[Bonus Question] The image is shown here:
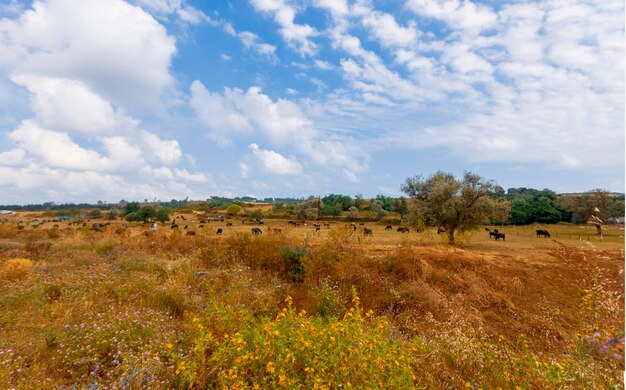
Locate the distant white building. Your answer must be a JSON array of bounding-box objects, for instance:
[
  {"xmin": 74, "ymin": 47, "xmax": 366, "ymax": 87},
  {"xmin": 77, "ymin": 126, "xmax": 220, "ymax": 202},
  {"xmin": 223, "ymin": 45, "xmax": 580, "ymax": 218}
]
[{"xmin": 0, "ymin": 210, "xmax": 15, "ymax": 215}]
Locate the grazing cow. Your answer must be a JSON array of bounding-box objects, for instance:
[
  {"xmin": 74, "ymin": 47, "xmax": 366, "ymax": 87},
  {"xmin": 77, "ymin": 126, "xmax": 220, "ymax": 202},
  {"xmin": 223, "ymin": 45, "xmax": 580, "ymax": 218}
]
[
  {"xmin": 399, "ymin": 227, "xmax": 409, "ymax": 233},
  {"xmin": 226, "ymin": 222, "xmax": 233, "ymax": 227},
  {"xmin": 186, "ymin": 231, "xmax": 196, "ymax": 236},
  {"xmin": 171, "ymin": 223, "xmax": 179, "ymax": 230},
  {"xmin": 363, "ymin": 227, "xmax": 373, "ymax": 236},
  {"xmin": 437, "ymin": 227, "xmax": 446, "ymax": 234},
  {"xmin": 251, "ymin": 227, "xmax": 262, "ymax": 235},
  {"xmin": 494, "ymin": 233, "xmax": 505, "ymax": 241},
  {"xmin": 216, "ymin": 228, "xmax": 223, "ymax": 235},
  {"xmin": 385, "ymin": 225, "xmax": 393, "ymax": 231},
  {"xmin": 199, "ymin": 224, "xmax": 204, "ymax": 228},
  {"xmin": 536, "ymin": 229, "xmax": 550, "ymax": 238},
  {"xmin": 489, "ymin": 231, "xmax": 498, "ymax": 239},
  {"xmin": 258, "ymin": 221, "xmax": 264, "ymax": 225}
]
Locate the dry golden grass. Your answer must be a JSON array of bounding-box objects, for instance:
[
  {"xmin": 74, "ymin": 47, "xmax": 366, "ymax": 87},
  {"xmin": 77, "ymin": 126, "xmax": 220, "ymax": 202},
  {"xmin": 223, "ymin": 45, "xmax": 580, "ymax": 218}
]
[{"xmin": 0, "ymin": 214, "xmax": 623, "ymax": 388}]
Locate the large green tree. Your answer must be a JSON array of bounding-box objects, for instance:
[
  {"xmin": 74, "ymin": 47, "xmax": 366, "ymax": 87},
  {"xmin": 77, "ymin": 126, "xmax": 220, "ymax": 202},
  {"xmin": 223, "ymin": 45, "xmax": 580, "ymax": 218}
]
[{"xmin": 401, "ymin": 171, "xmax": 497, "ymax": 244}]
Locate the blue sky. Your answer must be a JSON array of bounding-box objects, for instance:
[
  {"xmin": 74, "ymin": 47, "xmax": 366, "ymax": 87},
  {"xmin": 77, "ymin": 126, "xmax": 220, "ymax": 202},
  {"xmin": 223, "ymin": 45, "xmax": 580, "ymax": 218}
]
[{"xmin": 0, "ymin": 0, "xmax": 623, "ymax": 204}]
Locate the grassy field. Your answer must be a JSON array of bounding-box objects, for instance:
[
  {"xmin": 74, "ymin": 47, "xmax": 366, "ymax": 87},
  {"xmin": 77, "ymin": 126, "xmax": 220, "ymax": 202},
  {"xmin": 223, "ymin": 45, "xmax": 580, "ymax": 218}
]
[{"xmin": 0, "ymin": 212, "xmax": 623, "ymax": 389}]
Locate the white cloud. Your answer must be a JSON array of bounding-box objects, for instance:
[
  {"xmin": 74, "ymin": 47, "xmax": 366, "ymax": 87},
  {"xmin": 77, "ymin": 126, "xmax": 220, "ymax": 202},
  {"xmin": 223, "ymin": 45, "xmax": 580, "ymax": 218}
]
[
  {"xmin": 313, "ymin": 60, "xmax": 333, "ymax": 70},
  {"xmin": 249, "ymin": 143, "xmax": 302, "ymax": 175},
  {"xmin": 405, "ymin": 0, "xmax": 497, "ymax": 33},
  {"xmin": 313, "ymin": 0, "xmax": 348, "ymax": 16},
  {"xmin": 174, "ymin": 168, "xmax": 207, "ymax": 182},
  {"xmin": 0, "ymin": 148, "xmax": 26, "ymax": 167},
  {"xmin": 361, "ymin": 9, "xmax": 419, "ymax": 48},
  {"xmin": 141, "ymin": 131, "xmax": 182, "ymax": 166},
  {"xmin": 190, "ymin": 80, "xmax": 311, "ymax": 145},
  {"xmin": 0, "ymin": 0, "xmax": 176, "ymax": 110},
  {"xmin": 134, "ymin": 0, "xmax": 211, "ymax": 25},
  {"xmin": 9, "ymin": 120, "xmax": 110, "ymax": 171},
  {"xmin": 239, "ymin": 162, "xmax": 250, "ymax": 178},
  {"xmin": 0, "ymin": 0, "xmax": 209, "ymax": 204},
  {"xmin": 10, "ymin": 73, "xmax": 136, "ymax": 135},
  {"xmin": 236, "ymin": 31, "xmax": 277, "ymax": 56},
  {"xmin": 250, "ymin": 0, "xmax": 317, "ymax": 56}
]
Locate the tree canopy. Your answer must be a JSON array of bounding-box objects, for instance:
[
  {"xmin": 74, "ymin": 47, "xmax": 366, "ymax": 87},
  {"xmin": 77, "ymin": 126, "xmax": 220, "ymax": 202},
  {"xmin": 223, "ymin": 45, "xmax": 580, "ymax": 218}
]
[{"xmin": 401, "ymin": 171, "xmax": 498, "ymax": 243}]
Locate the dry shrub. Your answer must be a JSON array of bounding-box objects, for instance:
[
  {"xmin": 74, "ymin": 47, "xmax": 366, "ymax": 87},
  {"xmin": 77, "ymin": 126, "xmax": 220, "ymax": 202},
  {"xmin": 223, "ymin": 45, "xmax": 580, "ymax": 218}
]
[
  {"xmin": 0, "ymin": 223, "xmax": 18, "ymax": 238},
  {"xmin": 0, "ymin": 258, "xmax": 34, "ymax": 280},
  {"xmin": 46, "ymin": 228, "xmax": 61, "ymax": 239},
  {"xmin": 491, "ymin": 275, "xmax": 525, "ymax": 296},
  {"xmin": 398, "ymin": 280, "xmax": 447, "ymax": 317},
  {"xmin": 222, "ymin": 232, "xmax": 295, "ymax": 274},
  {"xmin": 25, "ymin": 241, "xmax": 52, "ymax": 257},
  {"xmin": 385, "ymin": 241, "xmax": 423, "ymax": 280},
  {"xmin": 115, "ymin": 257, "xmax": 169, "ymax": 280},
  {"xmin": 152, "ymin": 283, "xmax": 190, "ymax": 318}
]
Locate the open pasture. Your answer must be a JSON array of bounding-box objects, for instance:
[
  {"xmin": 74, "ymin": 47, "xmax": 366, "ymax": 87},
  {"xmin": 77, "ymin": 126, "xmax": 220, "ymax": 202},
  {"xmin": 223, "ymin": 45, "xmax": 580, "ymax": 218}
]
[{"xmin": 0, "ymin": 212, "xmax": 623, "ymax": 388}]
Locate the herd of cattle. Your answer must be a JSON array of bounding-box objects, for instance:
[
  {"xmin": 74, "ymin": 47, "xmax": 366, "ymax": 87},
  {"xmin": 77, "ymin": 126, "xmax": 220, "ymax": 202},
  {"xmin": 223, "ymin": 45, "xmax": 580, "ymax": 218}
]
[{"xmin": 2, "ymin": 215, "xmax": 552, "ymax": 242}]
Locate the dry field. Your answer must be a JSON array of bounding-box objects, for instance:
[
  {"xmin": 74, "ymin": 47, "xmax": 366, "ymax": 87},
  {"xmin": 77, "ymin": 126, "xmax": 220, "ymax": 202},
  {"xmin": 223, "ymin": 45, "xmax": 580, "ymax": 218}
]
[{"xmin": 0, "ymin": 211, "xmax": 624, "ymax": 389}]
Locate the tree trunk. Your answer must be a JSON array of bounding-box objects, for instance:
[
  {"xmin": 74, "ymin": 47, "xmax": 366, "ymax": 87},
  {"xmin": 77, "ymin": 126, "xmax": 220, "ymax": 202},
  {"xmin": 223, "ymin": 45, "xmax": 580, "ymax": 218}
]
[{"xmin": 448, "ymin": 228, "xmax": 455, "ymax": 244}]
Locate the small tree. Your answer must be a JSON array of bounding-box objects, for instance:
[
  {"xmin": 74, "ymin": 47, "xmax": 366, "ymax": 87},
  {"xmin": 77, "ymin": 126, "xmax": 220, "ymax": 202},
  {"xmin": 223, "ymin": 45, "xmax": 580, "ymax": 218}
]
[
  {"xmin": 347, "ymin": 206, "xmax": 360, "ymax": 220},
  {"xmin": 156, "ymin": 208, "xmax": 170, "ymax": 223},
  {"xmin": 123, "ymin": 201, "xmax": 140, "ymax": 216},
  {"xmin": 560, "ymin": 189, "xmax": 614, "ymax": 224},
  {"xmin": 89, "ymin": 209, "xmax": 103, "ymax": 219},
  {"xmin": 369, "ymin": 200, "xmax": 388, "ymax": 220},
  {"xmin": 248, "ymin": 209, "xmax": 264, "ymax": 220},
  {"xmin": 321, "ymin": 203, "xmax": 342, "ymax": 218},
  {"xmin": 295, "ymin": 197, "xmax": 319, "ymax": 220},
  {"xmin": 401, "ymin": 171, "xmax": 496, "ymax": 244},
  {"xmin": 226, "ymin": 203, "xmax": 243, "ymax": 216}
]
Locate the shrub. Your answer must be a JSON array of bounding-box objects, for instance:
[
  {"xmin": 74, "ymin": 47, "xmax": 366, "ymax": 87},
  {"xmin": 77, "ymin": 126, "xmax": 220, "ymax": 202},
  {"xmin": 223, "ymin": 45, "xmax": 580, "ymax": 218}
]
[
  {"xmin": 0, "ymin": 258, "xmax": 34, "ymax": 280},
  {"xmin": 178, "ymin": 294, "xmax": 415, "ymax": 388}
]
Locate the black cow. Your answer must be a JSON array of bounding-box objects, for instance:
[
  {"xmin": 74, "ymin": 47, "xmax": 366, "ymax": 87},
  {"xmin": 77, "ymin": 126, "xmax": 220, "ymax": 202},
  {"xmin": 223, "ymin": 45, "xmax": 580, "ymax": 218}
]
[
  {"xmin": 489, "ymin": 231, "xmax": 498, "ymax": 238},
  {"xmin": 397, "ymin": 227, "xmax": 409, "ymax": 233},
  {"xmin": 494, "ymin": 233, "xmax": 505, "ymax": 241},
  {"xmin": 171, "ymin": 223, "xmax": 178, "ymax": 229},
  {"xmin": 226, "ymin": 222, "xmax": 233, "ymax": 226},
  {"xmin": 251, "ymin": 227, "xmax": 262, "ymax": 235},
  {"xmin": 385, "ymin": 225, "xmax": 393, "ymax": 230},
  {"xmin": 363, "ymin": 228, "xmax": 373, "ymax": 236},
  {"xmin": 186, "ymin": 231, "xmax": 196, "ymax": 236},
  {"xmin": 536, "ymin": 229, "xmax": 550, "ymax": 238},
  {"xmin": 216, "ymin": 228, "xmax": 223, "ymax": 235}
]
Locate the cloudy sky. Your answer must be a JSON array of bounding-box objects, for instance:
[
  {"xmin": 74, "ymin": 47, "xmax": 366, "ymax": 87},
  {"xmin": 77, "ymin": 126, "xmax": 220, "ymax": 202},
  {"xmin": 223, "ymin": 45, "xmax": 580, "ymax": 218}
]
[{"xmin": 0, "ymin": 0, "xmax": 623, "ymax": 204}]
